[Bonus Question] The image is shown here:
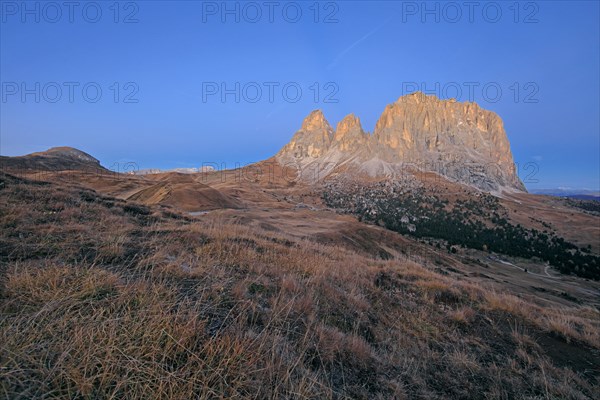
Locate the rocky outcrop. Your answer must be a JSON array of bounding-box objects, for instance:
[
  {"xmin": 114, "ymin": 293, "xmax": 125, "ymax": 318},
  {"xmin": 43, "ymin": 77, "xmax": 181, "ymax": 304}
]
[
  {"xmin": 277, "ymin": 110, "xmax": 334, "ymax": 159},
  {"xmin": 31, "ymin": 147, "xmax": 101, "ymax": 165},
  {"xmin": 276, "ymin": 92, "xmax": 525, "ymax": 192},
  {"xmin": 333, "ymin": 114, "xmax": 369, "ymax": 152}
]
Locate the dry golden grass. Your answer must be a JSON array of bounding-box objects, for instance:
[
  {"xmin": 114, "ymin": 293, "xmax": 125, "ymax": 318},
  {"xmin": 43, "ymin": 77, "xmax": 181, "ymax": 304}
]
[{"xmin": 1, "ymin": 172, "xmax": 598, "ymax": 399}]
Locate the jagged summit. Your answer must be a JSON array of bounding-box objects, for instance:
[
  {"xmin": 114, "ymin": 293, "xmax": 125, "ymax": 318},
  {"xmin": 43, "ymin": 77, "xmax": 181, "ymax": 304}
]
[
  {"xmin": 277, "ymin": 110, "xmax": 334, "ymax": 159},
  {"xmin": 300, "ymin": 109, "xmax": 332, "ymax": 132},
  {"xmin": 394, "ymin": 90, "xmax": 458, "ymax": 104},
  {"xmin": 276, "ymin": 93, "xmax": 525, "ymax": 192},
  {"xmin": 333, "ymin": 114, "xmax": 368, "ymax": 152}
]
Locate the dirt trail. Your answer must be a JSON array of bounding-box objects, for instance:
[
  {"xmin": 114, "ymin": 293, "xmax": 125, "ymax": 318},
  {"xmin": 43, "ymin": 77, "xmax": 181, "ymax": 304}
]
[{"xmin": 492, "ymin": 257, "xmax": 557, "ymax": 279}]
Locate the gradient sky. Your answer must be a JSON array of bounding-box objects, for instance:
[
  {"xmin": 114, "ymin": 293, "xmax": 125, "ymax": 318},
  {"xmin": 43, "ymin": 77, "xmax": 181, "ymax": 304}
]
[{"xmin": 1, "ymin": 0, "xmax": 599, "ymax": 190}]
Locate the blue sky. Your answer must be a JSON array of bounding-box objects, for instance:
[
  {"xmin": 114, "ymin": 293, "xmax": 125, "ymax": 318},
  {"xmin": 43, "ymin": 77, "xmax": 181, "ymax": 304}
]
[{"xmin": 1, "ymin": 0, "xmax": 599, "ymax": 190}]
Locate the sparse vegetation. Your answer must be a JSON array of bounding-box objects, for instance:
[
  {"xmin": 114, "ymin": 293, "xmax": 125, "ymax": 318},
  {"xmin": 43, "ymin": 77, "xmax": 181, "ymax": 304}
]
[
  {"xmin": 1, "ymin": 172, "xmax": 599, "ymax": 399},
  {"xmin": 563, "ymin": 198, "xmax": 600, "ymax": 214},
  {"xmin": 323, "ymin": 180, "xmax": 600, "ymax": 280}
]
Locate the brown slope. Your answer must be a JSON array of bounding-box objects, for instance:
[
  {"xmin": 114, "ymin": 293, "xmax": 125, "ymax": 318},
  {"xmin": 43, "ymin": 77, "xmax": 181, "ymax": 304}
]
[
  {"xmin": 126, "ymin": 172, "xmax": 241, "ymax": 211},
  {"xmin": 0, "ymin": 146, "xmax": 106, "ymax": 173}
]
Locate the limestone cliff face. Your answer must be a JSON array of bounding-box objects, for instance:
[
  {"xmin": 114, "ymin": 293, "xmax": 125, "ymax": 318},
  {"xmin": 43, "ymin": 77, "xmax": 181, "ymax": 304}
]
[
  {"xmin": 276, "ymin": 93, "xmax": 525, "ymax": 192},
  {"xmin": 277, "ymin": 110, "xmax": 333, "ymax": 159},
  {"xmin": 374, "ymin": 93, "xmax": 510, "ymax": 162},
  {"xmin": 333, "ymin": 114, "xmax": 369, "ymax": 152},
  {"xmin": 372, "ymin": 92, "xmax": 523, "ymax": 190}
]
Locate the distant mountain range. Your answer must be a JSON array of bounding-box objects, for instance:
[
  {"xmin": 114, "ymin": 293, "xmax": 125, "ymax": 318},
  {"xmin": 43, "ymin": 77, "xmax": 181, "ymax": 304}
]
[
  {"xmin": 4, "ymin": 93, "xmax": 595, "ymax": 200},
  {"xmin": 133, "ymin": 167, "xmax": 215, "ymax": 175},
  {"xmin": 530, "ymin": 189, "xmax": 600, "ymax": 201},
  {"xmin": 0, "ymin": 147, "xmax": 216, "ymax": 176}
]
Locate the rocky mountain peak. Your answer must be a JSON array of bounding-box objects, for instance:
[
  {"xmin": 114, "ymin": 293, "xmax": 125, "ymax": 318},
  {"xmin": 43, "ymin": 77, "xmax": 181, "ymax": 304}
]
[
  {"xmin": 301, "ymin": 109, "xmax": 332, "ymax": 133},
  {"xmin": 39, "ymin": 147, "xmax": 100, "ymax": 164},
  {"xmin": 396, "ymin": 91, "xmax": 433, "ymax": 104},
  {"xmin": 276, "ymin": 94, "xmax": 525, "ymax": 192},
  {"xmin": 1, "ymin": 146, "xmax": 105, "ymax": 172},
  {"xmin": 334, "ymin": 114, "xmax": 362, "ymax": 137},
  {"xmin": 277, "ymin": 110, "xmax": 334, "ymax": 159},
  {"xmin": 333, "ymin": 114, "xmax": 368, "ymax": 152}
]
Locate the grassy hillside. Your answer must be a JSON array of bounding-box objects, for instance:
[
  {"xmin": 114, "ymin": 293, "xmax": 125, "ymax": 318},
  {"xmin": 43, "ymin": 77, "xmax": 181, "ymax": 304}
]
[
  {"xmin": 1, "ymin": 172, "xmax": 598, "ymax": 399},
  {"xmin": 322, "ymin": 180, "xmax": 600, "ymax": 280}
]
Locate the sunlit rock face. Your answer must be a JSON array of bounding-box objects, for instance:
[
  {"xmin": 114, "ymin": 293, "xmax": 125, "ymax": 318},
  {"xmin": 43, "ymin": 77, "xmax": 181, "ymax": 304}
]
[
  {"xmin": 276, "ymin": 92, "xmax": 526, "ymax": 192},
  {"xmin": 277, "ymin": 110, "xmax": 334, "ymax": 159},
  {"xmin": 333, "ymin": 114, "xmax": 369, "ymax": 152}
]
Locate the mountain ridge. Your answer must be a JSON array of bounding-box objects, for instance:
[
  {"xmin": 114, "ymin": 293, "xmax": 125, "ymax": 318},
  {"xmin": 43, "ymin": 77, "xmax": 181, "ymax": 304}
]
[
  {"xmin": 276, "ymin": 92, "xmax": 526, "ymax": 193},
  {"xmin": 0, "ymin": 146, "xmax": 104, "ymax": 172}
]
